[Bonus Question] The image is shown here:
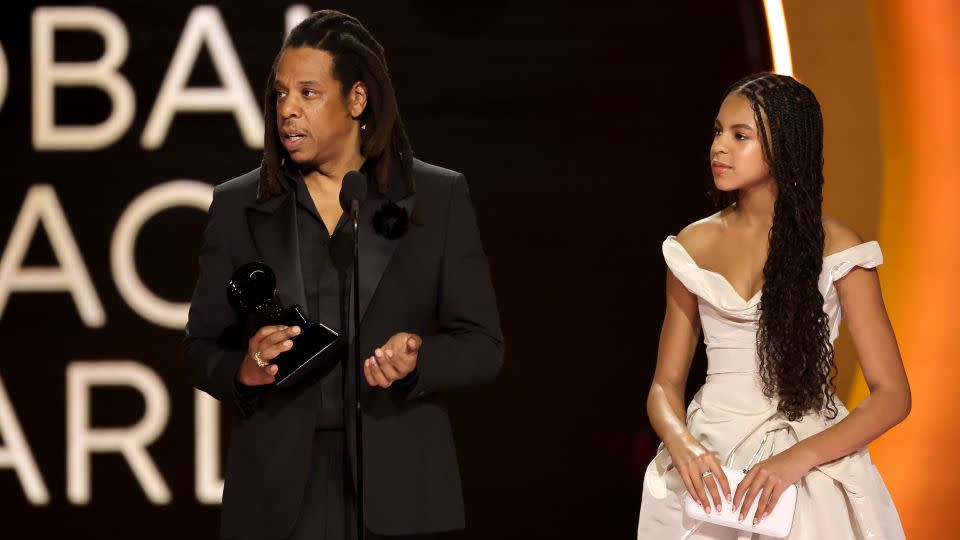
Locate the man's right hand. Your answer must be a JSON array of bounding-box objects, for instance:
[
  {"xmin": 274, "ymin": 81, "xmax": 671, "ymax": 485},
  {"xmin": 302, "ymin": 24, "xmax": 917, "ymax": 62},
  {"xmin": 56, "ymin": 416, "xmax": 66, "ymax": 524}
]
[{"xmin": 236, "ymin": 325, "xmax": 301, "ymax": 386}]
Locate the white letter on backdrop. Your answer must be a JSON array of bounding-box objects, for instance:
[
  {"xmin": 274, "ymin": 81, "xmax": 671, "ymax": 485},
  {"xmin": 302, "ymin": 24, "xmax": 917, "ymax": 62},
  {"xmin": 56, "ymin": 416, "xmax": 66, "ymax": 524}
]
[
  {"xmin": 195, "ymin": 389, "xmax": 223, "ymax": 504},
  {"xmin": 32, "ymin": 6, "xmax": 135, "ymax": 150},
  {"xmin": 67, "ymin": 361, "xmax": 171, "ymax": 505},
  {"xmin": 110, "ymin": 180, "xmax": 212, "ymax": 329},
  {"xmin": 141, "ymin": 6, "xmax": 262, "ymax": 149},
  {"xmin": 0, "ymin": 185, "xmax": 105, "ymax": 327},
  {"xmin": 0, "ymin": 373, "xmax": 49, "ymax": 505}
]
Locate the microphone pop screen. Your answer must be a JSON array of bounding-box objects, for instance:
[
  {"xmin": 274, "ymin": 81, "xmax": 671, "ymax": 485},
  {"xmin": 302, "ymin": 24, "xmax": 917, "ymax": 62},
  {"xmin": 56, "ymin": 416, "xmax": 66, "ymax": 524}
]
[{"xmin": 339, "ymin": 171, "xmax": 368, "ymax": 212}]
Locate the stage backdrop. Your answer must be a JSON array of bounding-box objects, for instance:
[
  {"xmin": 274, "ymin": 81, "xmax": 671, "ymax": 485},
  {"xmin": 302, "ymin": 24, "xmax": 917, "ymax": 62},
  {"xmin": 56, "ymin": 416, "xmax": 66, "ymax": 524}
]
[{"xmin": 1, "ymin": 1, "xmax": 782, "ymax": 538}]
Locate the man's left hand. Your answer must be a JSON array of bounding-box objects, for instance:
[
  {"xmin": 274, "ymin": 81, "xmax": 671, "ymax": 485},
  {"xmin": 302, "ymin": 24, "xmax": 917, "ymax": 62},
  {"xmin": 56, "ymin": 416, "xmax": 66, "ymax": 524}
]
[{"xmin": 364, "ymin": 332, "xmax": 421, "ymax": 388}]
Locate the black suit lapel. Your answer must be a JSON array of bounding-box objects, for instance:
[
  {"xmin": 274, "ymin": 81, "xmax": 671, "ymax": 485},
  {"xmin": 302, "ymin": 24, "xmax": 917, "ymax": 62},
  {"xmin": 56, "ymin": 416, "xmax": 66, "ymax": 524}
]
[
  {"xmin": 356, "ymin": 182, "xmax": 416, "ymax": 324},
  {"xmin": 345, "ymin": 173, "xmax": 415, "ymax": 491},
  {"xmin": 343, "ymin": 160, "xmax": 417, "ymax": 490},
  {"xmin": 246, "ymin": 191, "xmax": 308, "ymax": 311}
]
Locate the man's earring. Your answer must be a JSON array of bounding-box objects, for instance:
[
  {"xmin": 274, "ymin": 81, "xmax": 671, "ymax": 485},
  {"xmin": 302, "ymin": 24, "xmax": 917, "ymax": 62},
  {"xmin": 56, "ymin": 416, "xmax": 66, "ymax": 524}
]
[{"xmin": 360, "ymin": 123, "xmax": 367, "ymax": 132}]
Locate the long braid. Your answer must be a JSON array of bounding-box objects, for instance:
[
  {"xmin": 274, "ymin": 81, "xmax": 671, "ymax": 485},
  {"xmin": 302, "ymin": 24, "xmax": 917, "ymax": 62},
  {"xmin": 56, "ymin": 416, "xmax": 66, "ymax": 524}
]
[{"xmin": 724, "ymin": 73, "xmax": 837, "ymax": 421}]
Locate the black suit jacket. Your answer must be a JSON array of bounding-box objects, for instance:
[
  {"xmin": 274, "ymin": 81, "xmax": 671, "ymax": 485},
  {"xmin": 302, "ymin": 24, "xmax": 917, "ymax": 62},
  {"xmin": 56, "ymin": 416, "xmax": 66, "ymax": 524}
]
[{"xmin": 184, "ymin": 159, "xmax": 504, "ymax": 539}]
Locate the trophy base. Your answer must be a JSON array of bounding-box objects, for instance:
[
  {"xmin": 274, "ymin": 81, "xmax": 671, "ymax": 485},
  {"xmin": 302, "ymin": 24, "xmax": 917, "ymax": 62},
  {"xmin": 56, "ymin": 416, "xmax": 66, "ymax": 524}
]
[{"xmin": 269, "ymin": 307, "xmax": 344, "ymax": 387}]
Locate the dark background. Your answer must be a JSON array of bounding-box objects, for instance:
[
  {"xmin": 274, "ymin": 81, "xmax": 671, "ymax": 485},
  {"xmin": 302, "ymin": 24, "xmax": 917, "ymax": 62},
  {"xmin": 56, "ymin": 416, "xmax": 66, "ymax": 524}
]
[{"xmin": 0, "ymin": 1, "xmax": 770, "ymax": 537}]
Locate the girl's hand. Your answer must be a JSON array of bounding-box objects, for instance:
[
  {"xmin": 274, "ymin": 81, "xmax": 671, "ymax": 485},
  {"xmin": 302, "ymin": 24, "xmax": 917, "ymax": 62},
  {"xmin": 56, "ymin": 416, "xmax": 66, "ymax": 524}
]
[
  {"xmin": 733, "ymin": 447, "xmax": 811, "ymax": 524},
  {"xmin": 666, "ymin": 438, "xmax": 732, "ymax": 514}
]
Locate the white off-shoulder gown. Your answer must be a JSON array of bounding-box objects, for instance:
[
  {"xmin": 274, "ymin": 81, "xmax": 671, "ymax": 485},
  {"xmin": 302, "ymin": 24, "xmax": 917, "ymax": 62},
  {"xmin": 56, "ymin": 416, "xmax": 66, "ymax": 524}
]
[{"xmin": 636, "ymin": 236, "xmax": 905, "ymax": 540}]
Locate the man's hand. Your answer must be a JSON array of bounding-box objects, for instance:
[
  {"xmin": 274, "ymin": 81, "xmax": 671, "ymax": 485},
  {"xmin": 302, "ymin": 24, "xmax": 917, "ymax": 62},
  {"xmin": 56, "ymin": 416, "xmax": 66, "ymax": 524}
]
[
  {"xmin": 363, "ymin": 332, "xmax": 421, "ymax": 388},
  {"xmin": 236, "ymin": 325, "xmax": 301, "ymax": 386}
]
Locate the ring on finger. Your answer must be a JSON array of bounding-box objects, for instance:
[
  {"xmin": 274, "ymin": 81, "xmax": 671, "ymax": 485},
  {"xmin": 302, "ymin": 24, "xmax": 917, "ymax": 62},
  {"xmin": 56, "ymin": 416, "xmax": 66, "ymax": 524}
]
[
  {"xmin": 254, "ymin": 351, "xmax": 267, "ymax": 368},
  {"xmin": 701, "ymin": 470, "xmax": 714, "ymax": 479}
]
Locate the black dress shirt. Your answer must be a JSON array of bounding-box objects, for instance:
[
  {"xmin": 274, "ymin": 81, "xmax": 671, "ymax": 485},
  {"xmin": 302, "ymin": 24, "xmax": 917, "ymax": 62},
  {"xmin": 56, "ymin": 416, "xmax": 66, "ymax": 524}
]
[
  {"xmin": 289, "ymin": 173, "xmax": 352, "ymax": 428},
  {"xmin": 236, "ymin": 171, "xmax": 351, "ymax": 429}
]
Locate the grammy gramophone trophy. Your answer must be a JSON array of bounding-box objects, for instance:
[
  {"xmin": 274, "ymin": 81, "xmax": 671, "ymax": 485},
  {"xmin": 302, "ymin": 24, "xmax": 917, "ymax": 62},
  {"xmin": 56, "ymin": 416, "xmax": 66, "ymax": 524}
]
[{"xmin": 226, "ymin": 261, "xmax": 343, "ymax": 387}]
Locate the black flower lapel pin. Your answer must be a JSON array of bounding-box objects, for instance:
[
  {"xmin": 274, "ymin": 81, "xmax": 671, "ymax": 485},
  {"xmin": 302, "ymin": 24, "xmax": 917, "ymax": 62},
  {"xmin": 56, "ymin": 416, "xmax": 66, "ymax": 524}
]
[{"xmin": 372, "ymin": 199, "xmax": 409, "ymax": 239}]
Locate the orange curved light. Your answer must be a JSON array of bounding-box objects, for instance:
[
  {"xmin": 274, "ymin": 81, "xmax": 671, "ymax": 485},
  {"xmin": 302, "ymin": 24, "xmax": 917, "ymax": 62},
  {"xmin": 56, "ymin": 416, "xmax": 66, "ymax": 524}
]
[
  {"xmin": 866, "ymin": 1, "xmax": 960, "ymax": 537},
  {"xmin": 769, "ymin": 2, "xmax": 960, "ymax": 536}
]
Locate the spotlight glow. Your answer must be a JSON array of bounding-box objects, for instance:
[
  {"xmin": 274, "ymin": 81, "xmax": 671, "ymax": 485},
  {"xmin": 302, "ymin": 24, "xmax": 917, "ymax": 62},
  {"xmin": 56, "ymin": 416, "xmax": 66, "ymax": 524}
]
[{"xmin": 763, "ymin": 0, "xmax": 793, "ymax": 75}]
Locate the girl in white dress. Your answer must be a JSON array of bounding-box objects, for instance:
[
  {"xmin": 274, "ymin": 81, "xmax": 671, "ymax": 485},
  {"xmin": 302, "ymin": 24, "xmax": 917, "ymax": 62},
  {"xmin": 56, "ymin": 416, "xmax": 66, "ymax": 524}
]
[{"xmin": 637, "ymin": 73, "xmax": 910, "ymax": 539}]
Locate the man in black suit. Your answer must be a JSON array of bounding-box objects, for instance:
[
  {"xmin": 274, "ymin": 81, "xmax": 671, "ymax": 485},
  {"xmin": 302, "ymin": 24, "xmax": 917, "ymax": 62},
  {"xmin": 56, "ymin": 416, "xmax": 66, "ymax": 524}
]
[{"xmin": 183, "ymin": 10, "xmax": 503, "ymax": 540}]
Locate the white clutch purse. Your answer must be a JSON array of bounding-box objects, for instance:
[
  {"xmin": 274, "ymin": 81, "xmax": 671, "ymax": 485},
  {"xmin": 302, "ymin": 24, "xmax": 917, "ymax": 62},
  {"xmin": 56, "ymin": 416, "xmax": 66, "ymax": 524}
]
[{"xmin": 681, "ymin": 430, "xmax": 799, "ymax": 540}]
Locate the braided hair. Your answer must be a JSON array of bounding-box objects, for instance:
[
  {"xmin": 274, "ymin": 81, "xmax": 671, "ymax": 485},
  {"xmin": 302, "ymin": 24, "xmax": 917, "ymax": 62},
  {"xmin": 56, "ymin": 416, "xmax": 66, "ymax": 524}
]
[
  {"xmin": 720, "ymin": 73, "xmax": 837, "ymax": 421},
  {"xmin": 258, "ymin": 10, "xmax": 414, "ymax": 202}
]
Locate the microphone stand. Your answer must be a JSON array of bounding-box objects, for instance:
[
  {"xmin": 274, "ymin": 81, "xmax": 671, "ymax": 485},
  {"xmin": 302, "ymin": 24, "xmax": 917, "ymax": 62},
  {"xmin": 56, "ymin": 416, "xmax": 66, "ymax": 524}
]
[{"xmin": 350, "ymin": 199, "xmax": 365, "ymax": 540}]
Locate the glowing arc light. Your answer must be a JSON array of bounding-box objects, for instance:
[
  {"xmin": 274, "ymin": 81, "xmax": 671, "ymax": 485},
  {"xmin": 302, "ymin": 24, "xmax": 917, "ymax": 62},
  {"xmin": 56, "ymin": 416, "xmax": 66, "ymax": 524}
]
[{"xmin": 763, "ymin": 0, "xmax": 793, "ymax": 75}]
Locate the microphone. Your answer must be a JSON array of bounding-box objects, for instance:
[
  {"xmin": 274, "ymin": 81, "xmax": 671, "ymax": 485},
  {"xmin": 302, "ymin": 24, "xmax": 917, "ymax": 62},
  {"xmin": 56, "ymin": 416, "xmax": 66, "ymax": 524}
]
[
  {"xmin": 340, "ymin": 169, "xmax": 367, "ymax": 540},
  {"xmin": 340, "ymin": 171, "xmax": 368, "ymax": 212}
]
